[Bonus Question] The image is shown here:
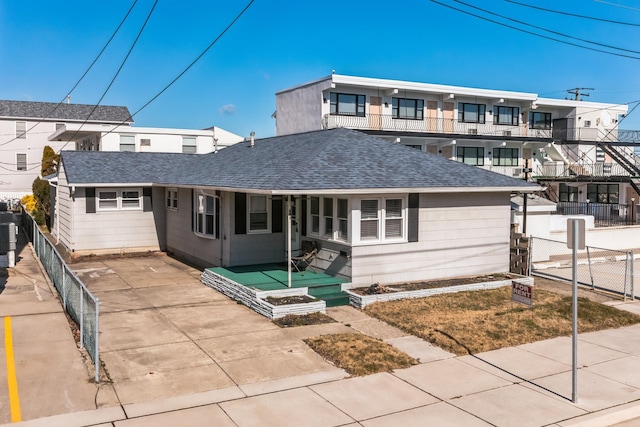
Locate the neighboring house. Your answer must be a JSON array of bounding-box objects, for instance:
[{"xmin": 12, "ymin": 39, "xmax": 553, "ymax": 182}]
[
  {"xmin": 0, "ymin": 100, "xmax": 133, "ymax": 198},
  {"xmin": 49, "ymin": 124, "xmax": 243, "ymax": 154},
  {"xmin": 53, "ymin": 128, "xmax": 538, "ymax": 286},
  {"xmin": 275, "ymin": 74, "xmax": 640, "ymax": 224}
]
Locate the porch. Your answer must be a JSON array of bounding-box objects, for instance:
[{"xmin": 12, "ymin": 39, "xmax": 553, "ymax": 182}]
[{"xmin": 204, "ymin": 264, "xmax": 350, "ymax": 308}]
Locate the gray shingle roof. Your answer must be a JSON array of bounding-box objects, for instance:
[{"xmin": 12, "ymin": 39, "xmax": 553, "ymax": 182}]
[
  {"xmin": 61, "ymin": 128, "xmax": 539, "ymax": 192},
  {"xmin": 0, "ymin": 100, "xmax": 133, "ymax": 123}
]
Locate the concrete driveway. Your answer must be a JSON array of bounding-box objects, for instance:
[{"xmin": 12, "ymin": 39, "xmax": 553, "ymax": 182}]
[{"xmin": 73, "ymin": 254, "xmax": 351, "ymax": 405}]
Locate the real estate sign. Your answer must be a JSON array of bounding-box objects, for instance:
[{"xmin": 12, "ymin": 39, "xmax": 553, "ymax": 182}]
[{"xmin": 512, "ymin": 281, "xmax": 533, "ymax": 307}]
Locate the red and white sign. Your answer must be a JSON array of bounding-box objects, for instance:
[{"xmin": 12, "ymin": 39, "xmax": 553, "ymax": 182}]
[{"xmin": 512, "ymin": 281, "xmax": 533, "ymax": 307}]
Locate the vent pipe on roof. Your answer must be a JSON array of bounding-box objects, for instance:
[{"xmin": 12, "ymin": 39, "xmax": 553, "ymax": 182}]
[
  {"xmin": 250, "ymin": 131, "xmax": 255, "ymax": 147},
  {"xmin": 66, "ymin": 95, "xmax": 71, "ymax": 104}
]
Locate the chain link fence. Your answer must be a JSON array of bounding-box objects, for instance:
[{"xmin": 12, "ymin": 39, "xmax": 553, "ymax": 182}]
[
  {"xmin": 22, "ymin": 210, "xmax": 100, "ymax": 382},
  {"xmin": 531, "ymin": 237, "xmax": 635, "ymax": 300}
]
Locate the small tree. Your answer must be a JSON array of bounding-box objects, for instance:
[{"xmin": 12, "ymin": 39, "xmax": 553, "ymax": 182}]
[
  {"xmin": 29, "ymin": 145, "xmax": 58, "ymax": 227},
  {"xmin": 41, "ymin": 145, "xmax": 60, "ymax": 177}
]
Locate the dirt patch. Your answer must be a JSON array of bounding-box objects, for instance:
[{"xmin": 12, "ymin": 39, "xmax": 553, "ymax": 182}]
[
  {"xmin": 364, "ymin": 286, "xmax": 640, "ymax": 356},
  {"xmin": 273, "ymin": 312, "xmax": 336, "ymax": 328},
  {"xmin": 265, "ymin": 295, "xmax": 317, "ymax": 305},
  {"xmin": 350, "ymin": 273, "xmax": 517, "ymax": 295},
  {"xmin": 304, "ymin": 333, "xmax": 418, "ymax": 376}
]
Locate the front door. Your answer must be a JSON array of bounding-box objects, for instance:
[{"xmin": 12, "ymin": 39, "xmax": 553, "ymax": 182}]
[{"xmin": 369, "ymin": 96, "xmax": 382, "ymax": 130}]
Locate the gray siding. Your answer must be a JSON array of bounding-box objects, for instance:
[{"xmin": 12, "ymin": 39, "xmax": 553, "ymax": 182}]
[
  {"xmin": 350, "ymin": 192, "xmax": 511, "ymax": 286},
  {"xmin": 276, "ymin": 80, "xmax": 330, "ymax": 135}
]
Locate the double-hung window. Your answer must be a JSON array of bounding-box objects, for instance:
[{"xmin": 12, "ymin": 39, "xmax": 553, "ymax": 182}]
[
  {"xmin": 194, "ymin": 192, "xmax": 220, "ymax": 237},
  {"xmin": 337, "ymin": 199, "xmax": 348, "ymax": 241},
  {"xmin": 16, "ymin": 153, "xmax": 27, "ymax": 171},
  {"xmin": 456, "ymin": 147, "xmax": 484, "ymax": 166},
  {"xmin": 97, "ymin": 188, "xmax": 141, "ymax": 211},
  {"xmin": 248, "ymin": 195, "xmax": 269, "ymax": 233},
  {"xmin": 16, "ymin": 121, "xmax": 26, "ymax": 139},
  {"xmin": 323, "ymin": 197, "xmax": 333, "ymax": 237},
  {"xmin": 330, "ymin": 93, "xmax": 365, "ymax": 116},
  {"xmin": 359, "ymin": 198, "xmax": 405, "ymax": 242},
  {"xmin": 529, "ymin": 112, "xmax": 552, "ymax": 129},
  {"xmin": 119, "ymin": 135, "xmax": 135, "ymax": 152},
  {"xmin": 310, "ymin": 197, "xmax": 320, "ymax": 234},
  {"xmin": 493, "ymin": 106, "xmax": 519, "ymax": 126},
  {"xmin": 166, "ymin": 188, "xmax": 178, "ymax": 211},
  {"xmin": 392, "ymin": 98, "xmax": 424, "ymax": 120},
  {"xmin": 182, "ymin": 137, "xmax": 197, "ymax": 154},
  {"xmin": 493, "ymin": 148, "xmax": 518, "ymax": 166},
  {"xmin": 458, "ymin": 103, "xmax": 486, "ymax": 123},
  {"xmin": 308, "ymin": 196, "xmax": 349, "ymax": 241}
]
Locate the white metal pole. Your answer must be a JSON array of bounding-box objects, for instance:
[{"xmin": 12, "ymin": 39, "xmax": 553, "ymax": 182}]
[
  {"xmin": 572, "ymin": 219, "xmax": 579, "ymax": 404},
  {"xmin": 287, "ymin": 195, "xmax": 292, "ymax": 288}
]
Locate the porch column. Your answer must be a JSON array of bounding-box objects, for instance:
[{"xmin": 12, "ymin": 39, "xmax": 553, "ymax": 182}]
[{"xmin": 287, "ymin": 195, "xmax": 292, "ymax": 288}]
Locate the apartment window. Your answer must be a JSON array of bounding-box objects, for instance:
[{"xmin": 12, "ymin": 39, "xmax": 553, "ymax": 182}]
[
  {"xmin": 337, "ymin": 198, "xmax": 348, "ymax": 241},
  {"xmin": 16, "ymin": 153, "xmax": 27, "ymax": 171},
  {"xmin": 458, "ymin": 103, "xmax": 486, "ymax": 124},
  {"xmin": 310, "ymin": 197, "xmax": 320, "ymax": 234},
  {"xmin": 248, "ymin": 195, "xmax": 269, "ymax": 232},
  {"xmin": 16, "ymin": 121, "xmax": 26, "ymax": 139},
  {"xmin": 392, "ymin": 98, "xmax": 424, "ymax": 120},
  {"xmin": 360, "ymin": 198, "xmax": 405, "ymax": 242},
  {"xmin": 182, "ymin": 136, "xmax": 197, "ymax": 154},
  {"xmin": 559, "ymin": 183, "xmax": 579, "ymax": 202},
  {"xmin": 330, "ymin": 92, "xmax": 365, "ymax": 117},
  {"xmin": 493, "ymin": 106, "xmax": 519, "ymax": 126},
  {"xmin": 166, "ymin": 188, "xmax": 178, "ymax": 211},
  {"xmin": 323, "ymin": 197, "xmax": 333, "ymax": 237},
  {"xmin": 97, "ymin": 189, "xmax": 141, "ymax": 210},
  {"xmin": 493, "ymin": 148, "xmax": 519, "ymax": 166},
  {"xmin": 529, "ymin": 112, "xmax": 552, "ymax": 129},
  {"xmin": 587, "ymin": 184, "xmax": 619, "ymax": 204},
  {"xmin": 406, "ymin": 145, "xmax": 423, "ymax": 151},
  {"xmin": 195, "ymin": 192, "xmax": 220, "ymax": 237},
  {"xmin": 120, "ymin": 135, "xmax": 135, "ymax": 152},
  {"xmin": 456, "ymin": 146, "xmax": 484, "ymax": 166}
]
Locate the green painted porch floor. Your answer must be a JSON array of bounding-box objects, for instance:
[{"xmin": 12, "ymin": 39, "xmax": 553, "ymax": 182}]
[{"xmin": 206, "ymin": 264, "xmax": 350, "ymax": 307}]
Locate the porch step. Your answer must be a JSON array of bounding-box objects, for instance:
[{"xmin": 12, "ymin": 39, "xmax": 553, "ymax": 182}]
[
  {"xmin": 307, "ymin": 283, "xmax": 343, "ymax": 297},
  {"xmin": 318, "ymin": 292, "xmax": 351, "ymax": 307}
]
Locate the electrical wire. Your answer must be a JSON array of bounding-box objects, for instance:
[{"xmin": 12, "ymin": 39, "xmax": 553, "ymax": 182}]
[
  {"xmin": 506, "ymin": 0, "xmax": 640, "ymax": 27},
  {"xmin": 0, "ymin": 0, "xmax": 139, "ymax": 148},
  {"xmin": 593, "ymin": 0, "xmax": 640, "ymax": 13},
  {"xmin": 453, "ymin": 0, "xmax": 640, "ymax": 55},
  {"xmin": 429, "ymin": 0, "xmax": 640, "ymax": 60},
  {"xmin": 56, "ymin": 0, "xmax": 158, "ymax": 152}
]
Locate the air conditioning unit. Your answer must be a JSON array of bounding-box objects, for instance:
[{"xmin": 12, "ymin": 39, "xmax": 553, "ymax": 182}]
[
  {"xmin": 468, "ymin": 129, "xmax": 478, "ymax": 135},
  {"xmin": 502, "ymin": 130, "xmax": 512, "ymax": 137}
]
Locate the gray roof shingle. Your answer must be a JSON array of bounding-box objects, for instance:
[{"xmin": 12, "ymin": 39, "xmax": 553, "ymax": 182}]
[
  {"xmin": 61, "ymin": 128, "xmax": 538, "ymax": 193},
  {"xmin": 0, "ymin": 100, "xmax": 133, "ymax": 123}
]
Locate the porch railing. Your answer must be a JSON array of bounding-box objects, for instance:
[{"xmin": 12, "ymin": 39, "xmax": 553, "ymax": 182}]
[{"xmin": 556, "ymin": 202, "xmax": 638, "ymax": 227}]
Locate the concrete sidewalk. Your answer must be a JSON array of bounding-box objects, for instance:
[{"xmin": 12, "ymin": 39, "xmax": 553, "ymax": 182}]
[{"xmin": 5, "ymin": 317, "xmax": 640, "ymax": 426}]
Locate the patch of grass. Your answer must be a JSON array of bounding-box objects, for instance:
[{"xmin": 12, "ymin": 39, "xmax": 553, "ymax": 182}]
[
  {"xmin": 304, "ymin": 333, "xmax": 417, "ymax": 376},
  {"xmin": 365, "ymin": 287, "xmax": 640, "ymax": 356},
  {"xmin": 273, "ymin": 312, "xmax": 336, "ymax": 328}
]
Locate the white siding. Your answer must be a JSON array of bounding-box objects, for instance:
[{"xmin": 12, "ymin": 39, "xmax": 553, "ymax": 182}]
[
  {"xmin": 53, "ymin": 162, "xmax": 73, "ymax": 247},
  {"xmin": 350, "ymin": 192, "xmax": 511, "ymax": 286},
  {"xmin": 99, "ymin": 127, "xmax": 242, "ymax": 153}
]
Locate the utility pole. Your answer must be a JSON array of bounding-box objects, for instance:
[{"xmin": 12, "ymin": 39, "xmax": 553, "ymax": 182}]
[{"xmin": 566, "ymin": 88, "xmax": 594, "ymax": 101}]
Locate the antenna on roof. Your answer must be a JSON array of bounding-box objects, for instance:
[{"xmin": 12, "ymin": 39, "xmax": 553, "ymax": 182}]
[{"xmin": 566, "ymin": 88, "xmax": 593, "ymax": 101}]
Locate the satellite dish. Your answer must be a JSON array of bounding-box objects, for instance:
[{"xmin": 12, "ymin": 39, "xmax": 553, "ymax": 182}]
[{"xmin": 600, "ymin": 111, "xmax": 611, "ymax": 127}]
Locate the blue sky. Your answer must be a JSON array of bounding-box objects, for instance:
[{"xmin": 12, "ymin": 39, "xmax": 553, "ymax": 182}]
[{"xmin": 1, "ymin": 0, "xmax": 640, "ymax": 138}]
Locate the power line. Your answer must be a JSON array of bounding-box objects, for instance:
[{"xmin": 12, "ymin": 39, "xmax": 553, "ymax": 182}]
[
  {"xmin": 506, "ymin": 0, "xmax": 640, "ymax": 27},
  {"xmin": 93, "ymin": 0, "xmax": 256, "ymax": 142},
  {"xmin": 451, "ymin": 0, "xmax": 640, "ymax": 55},
  {"xmin": 594, "ymin": 0, "xmax": 640, "ymax": 13},
  {"xmin": 0, "ymin": 0, "xmax": 140, "ymax": 148},
  {"xmin": 56, "ymin": 0, "xmax": 159, "ymax": 152},
  {"xmin": 428, "ymin": 0, "xmax": 640, "ymax": 60}
]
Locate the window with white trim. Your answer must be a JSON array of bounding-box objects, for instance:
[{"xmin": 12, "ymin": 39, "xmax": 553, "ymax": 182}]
[
  {"xmin": 166, "ymin": 188, "xmax": 178, "ymax": 211},
  {"xmin": 194, "ymin": 192, "xmax": 219, "ymax": 237},
  {"xmin": 323, "ymin": 197, "xmax": 333, "ymax": 237},
  {"xmin": 248, "ymin": 195, "xmax": 269, "ymax": 233},
  {"xmin": 310, "ymin": 197, "xmax": 320, "ymax": 234},
  {"xmin": 16, "ymin": 121, "xmax": 26, "ymax": 139},
  {"xmin": 359, "ymin": 197, "xmax": 405, "ymax": 243},
  {"xmin": 337, "ymin": 198, "xmax": 348, "ymax": 241},
  {"xmin": 308, "ymin": 196, "xmax": 350, "ymax": 241},
  {"xmin": 120, "ymin": 135, "xmax": 135, "ymax": 152},
  {"xmin": 97, "ymin": 189, "xmax": 141, "ymax": 211},
  {"xmin": 182, "ymin": 137, "xmax": 197, "ymax": 154},
  {"xmin": 16, "ymin": 153, "xmax": 27, "ymax": 171}
]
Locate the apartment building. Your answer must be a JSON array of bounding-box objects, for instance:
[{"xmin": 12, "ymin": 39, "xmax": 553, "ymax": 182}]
[{"xmin": 275, "ymin": 74, "xmax": 639, "ymax": 217}]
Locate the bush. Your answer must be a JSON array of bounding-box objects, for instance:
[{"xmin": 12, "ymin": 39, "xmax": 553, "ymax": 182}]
[
  {"xmin": 32, "ymin": 207, "xmax": 46, "ymax": 226},
  {"xmin": 20, "ymin": 194, "xmax": 36, "ymax": 213}
]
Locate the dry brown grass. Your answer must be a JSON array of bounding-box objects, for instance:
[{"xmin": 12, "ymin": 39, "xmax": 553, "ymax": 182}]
[
  {"xmin": 365, "ymin": 286, "xmax": 640, "ymax": 356},
  {"xmin": 304, "ymin": 333, "xmax": 418, "ymax": 376}
]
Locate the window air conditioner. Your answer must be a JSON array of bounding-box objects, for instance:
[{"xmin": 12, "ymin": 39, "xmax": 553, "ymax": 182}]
[{"xmin": 502, "ymin": 130, "xmax": 512, "ymax": 137}]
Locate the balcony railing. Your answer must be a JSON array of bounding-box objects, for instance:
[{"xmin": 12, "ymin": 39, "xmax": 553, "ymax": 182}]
[
  {"xmin": 478, "ymin": 165, "xmax": 524, "ymax": 179},
  {"xmin": 323, "ymin": 113, "xmax": 552, "ymax": 139},
  {"xmin": 556, "ymin": 202, "xmax": 637, "ymax": 227},
  {"xmin": 534, "ymin": 163, "xmax": 636, "ymax": 178}
]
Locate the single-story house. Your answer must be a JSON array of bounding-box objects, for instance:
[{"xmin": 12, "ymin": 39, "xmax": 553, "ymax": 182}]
[{"xmin": 52, "ymin": 128, "xmax": 538, "ymax": 286}]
